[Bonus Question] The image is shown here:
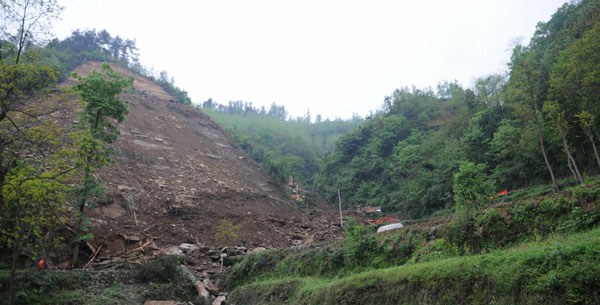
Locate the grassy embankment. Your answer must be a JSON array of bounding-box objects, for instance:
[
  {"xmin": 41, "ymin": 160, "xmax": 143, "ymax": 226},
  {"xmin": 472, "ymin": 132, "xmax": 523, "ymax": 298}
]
[{"xmin": 223, "ymin": 182, "xmax": 600, "ymax": 305}]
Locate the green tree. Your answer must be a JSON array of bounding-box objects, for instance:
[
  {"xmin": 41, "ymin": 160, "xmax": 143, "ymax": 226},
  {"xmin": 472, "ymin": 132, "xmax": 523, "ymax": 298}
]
[
  {"xmin": 462, "ymin": 115, "xmax": 489, "ymax": 164},
  {"xmin": 70, "ymin": 62, "xmax": 133, "ymax": 265},
  {"xmin": 549, "ymin": 22, "xmax": 600, "ymax": 169},
  {"xmin": 473, "ymin": 74, "xmax": 506, "ymax": 108},
  {"xmin": 543, "ymin": 100, "xmax": 584, "ymax": 186},
  {"xmin": 0, "ymin": 1, "xmax": 66, "ymax": 304},
  {"xmin": 453, "ymin": 162, "xmax": 494, "ymax": 215},
  {"xmin": 0, "ymin": 0, "xmax": 63, "ymax": 64},
  {"xmin": 488, "ymin": 119, "xmax": 526, "ymax": 187},
  {"xmin": 215, "ymin": 219, "xmax": 241, "ymax": 246},
  {"xmin": 507, "ymin": 46, "xmax": 560, "ymax": 192}
]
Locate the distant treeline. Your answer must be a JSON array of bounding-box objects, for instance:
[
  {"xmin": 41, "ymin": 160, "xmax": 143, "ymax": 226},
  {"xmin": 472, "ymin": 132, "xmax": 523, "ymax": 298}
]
[
  {"xmin": 28, "ymin": 29, "xmax": 192, "ymax": 105},
  {"xmin": 201, "ymin": 100, "xmax": 363, "ymax": 190},
  {"xmin": 202, "ymin": 99, "xmax": 290, "ymax": 121}
]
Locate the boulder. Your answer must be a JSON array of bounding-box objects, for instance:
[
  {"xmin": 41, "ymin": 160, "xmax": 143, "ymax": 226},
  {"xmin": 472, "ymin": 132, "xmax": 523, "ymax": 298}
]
[
  {"xmin": 143, "ymin": 301, "xmax": 177, "ymax": 305},
  {"xmin": 195, "ymin": 281, "xmax": 210, "ymax": 298},
  {"xmin": 250, "ymin": 247, "xmax": 266, "ymax": 254},
  {"xmin": 162, "ymin": 245, "xmax": 183, "ymax": 256},
  {"xmin": 122, "ymin": 234, "xmax": 141, "ymax": 242},
  {"xmin": 178, "ymin": 243, "xmax": 198, "ymax": 253},
  {"xmin": 203, "ymin": 278, "xmax": 219, "ymax": 295},
  {"xmin": 212, "ymin": 296, "xmax": 226, "ymax": 305}
]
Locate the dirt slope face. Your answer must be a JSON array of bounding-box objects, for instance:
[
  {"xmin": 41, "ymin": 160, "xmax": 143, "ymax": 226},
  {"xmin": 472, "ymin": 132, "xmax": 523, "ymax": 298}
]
[{"xmin": 69, "ymin": 62, "xmax": 338, "ymax": 260}]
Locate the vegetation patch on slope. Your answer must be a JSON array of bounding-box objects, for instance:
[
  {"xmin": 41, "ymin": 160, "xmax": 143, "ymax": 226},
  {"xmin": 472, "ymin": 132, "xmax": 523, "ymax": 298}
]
[
  {"xmin": 0, "ymin": 256, "xmax": 209, "ymax": 305},
  {"xmin": 202, "ymin": 102, "xmax": 362, "ymax": 190}
]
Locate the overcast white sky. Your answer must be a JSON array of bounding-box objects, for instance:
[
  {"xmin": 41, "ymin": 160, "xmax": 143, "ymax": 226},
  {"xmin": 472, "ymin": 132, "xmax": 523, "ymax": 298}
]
[{"xmin": 53, "ymin": 0, "xmax": 568, "ymax": 119}]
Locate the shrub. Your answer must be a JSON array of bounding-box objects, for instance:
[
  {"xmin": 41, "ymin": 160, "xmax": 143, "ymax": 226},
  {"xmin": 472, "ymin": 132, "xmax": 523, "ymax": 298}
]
[
  {"xmin": 220, "ymin": 250, "xmax": 287, "ymax": 290},
  {"xmin": 136, "ymin": 255, "xmax": 182, "ymax": 283},
  {"xmin": 215, "ymin": 219, "xmax": 241, "ymax": 245},
  {"xmin": 453, "ymin": 162, "xmax": 495, "ymax": 215}
]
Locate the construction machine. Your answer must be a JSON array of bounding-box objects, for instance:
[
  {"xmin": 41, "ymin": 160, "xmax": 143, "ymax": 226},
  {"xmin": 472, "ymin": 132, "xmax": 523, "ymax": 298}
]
[{"xmin": 287, "ymin": 175, "xmax": 302, "ymax": 201}]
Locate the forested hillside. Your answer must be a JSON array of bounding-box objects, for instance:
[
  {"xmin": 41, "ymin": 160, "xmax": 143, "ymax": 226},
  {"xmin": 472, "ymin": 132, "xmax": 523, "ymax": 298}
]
[
  {"xmin": 314, "ymin": 0, "xmax": 600, "ymax": 218},
  {"xmin": 202, "ymin": 101, "xmax": 362, "ymax": 190}
]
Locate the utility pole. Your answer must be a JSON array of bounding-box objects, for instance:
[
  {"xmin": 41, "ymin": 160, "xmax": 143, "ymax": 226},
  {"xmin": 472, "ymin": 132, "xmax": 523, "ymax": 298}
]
[{"xmin": 338, "ymin": 189, "xmax": 343, "ymax": 227}]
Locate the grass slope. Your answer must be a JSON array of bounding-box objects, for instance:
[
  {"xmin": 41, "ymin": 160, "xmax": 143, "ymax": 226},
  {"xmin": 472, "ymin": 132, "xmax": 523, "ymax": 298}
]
[{"xmin": 229, "ymin": 228, "xmax": 600, "ymax": 305}]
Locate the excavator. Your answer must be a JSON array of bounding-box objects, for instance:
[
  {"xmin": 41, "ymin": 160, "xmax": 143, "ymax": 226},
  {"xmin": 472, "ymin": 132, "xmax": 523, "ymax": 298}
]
[{"xmin": 287, "ymin": 176, "xmax": 302, "ymax": 201}]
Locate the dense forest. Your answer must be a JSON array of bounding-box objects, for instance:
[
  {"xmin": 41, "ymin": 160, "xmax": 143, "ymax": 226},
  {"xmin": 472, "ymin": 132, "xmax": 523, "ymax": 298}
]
[
  {"xmin": 313, "ymin": 0, "xmax": 600, "ymax": 218},
  {"xmin": 201, "ymin": 100, "xmax": 362, "ymax": 189}
]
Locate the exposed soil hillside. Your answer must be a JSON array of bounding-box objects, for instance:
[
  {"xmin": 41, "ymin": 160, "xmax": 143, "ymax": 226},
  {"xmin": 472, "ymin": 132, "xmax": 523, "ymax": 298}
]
[{"xmin": 62, "ymin": 62, "xmax": 349, "ymax": 266}]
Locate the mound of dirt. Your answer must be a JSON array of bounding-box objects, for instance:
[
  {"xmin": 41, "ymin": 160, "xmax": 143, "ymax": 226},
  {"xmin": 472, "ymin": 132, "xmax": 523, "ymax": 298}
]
[{"xmin": 63, "ymin": 62, "xmax": 348, "ymax": 265}]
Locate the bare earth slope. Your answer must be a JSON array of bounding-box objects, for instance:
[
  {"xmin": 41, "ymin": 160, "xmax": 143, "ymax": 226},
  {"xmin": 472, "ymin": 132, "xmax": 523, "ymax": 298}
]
[{"xmin": 68, "ymin": 62, "xmax": 343, "ymax": 261}]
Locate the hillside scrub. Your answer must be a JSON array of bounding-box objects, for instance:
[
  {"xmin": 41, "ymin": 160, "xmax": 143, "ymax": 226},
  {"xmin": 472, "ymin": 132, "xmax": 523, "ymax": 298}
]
[{"xmin": 223, "ymin": 183, "xmax": 600, "ymax": 296}]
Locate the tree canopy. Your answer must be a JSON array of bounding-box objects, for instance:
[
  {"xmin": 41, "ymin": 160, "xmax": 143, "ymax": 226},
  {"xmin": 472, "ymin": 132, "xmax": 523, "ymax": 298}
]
[{"xmin": 313, "ymin": 0, "xmax": 600, "ymax": 218}]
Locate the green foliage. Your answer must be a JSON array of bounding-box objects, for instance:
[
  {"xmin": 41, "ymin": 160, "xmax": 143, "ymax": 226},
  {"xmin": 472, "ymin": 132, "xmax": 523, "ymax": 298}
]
[
  {"xmin": 224, "ymin": 182, "xmax": 600, "ymax": 297},
  {"xmin": 313, "ymin": 0, "xmax": 600, "ymax": 218},
  {"xmin": 488, "ymin": 119, "xmax": 533, "ymax": 187},
  {"xmin": 0, "ymin": 162, "xmax": 69, "ymax": 252},
  {"xmin": 35, "ymin": 27, "xmax": 193, "ymax": 105},
  {"xmin": 0, "ymin": 270, "xmax": 85, "ymax": 305},
  {"xmin": 315, "ymin": 85, "xmax": 488, "ymax": 217},
  {"xmin": 151, "ymin": 70, "xmax": 192, "ymax": 105},
  {"xmin": 221, "ymin": 249, "xmax": 287, "ymax": 290},
  {"xmin": 409, "ymin": 238, "xmax": 460, "ymax": 263},
  {"xmin": 69, "ymin": 62, "xmax": 132, "ymax": 264},
  {"xmin": 342, "ymin": 218, "xmax": 379, "ymax": 270},
  {"xmin": 446, "ymin": 183, "xmax": 600, "ymax": 252},
  {"xmin": 42, "ymin": 29, "xmax": 137, "ymax": 79},
  {"xmin": 0, "ymin": 261, "xmax": 209, "ymax": 305},
  {"xmin": 215, "ymin": 219, "xmax": 241, "ymax": 245},
  {"xmin": 0, "ymin": 3, "xmax": 79, "ymax": 304},
  {"xmin": 40, "ymin": 28, "xmax": 193, "ymax": 105},
  {"xmin": 203, "ymin": 103, "xmax": 361, "ymax": 190},
  {"xmin": 228, "ymin": 228, "xmax": 600, "ymax": 305},
  {"xmin": 453, "ymin": 162, "xmax": 495, "ymax": 215},
  {"xmin": 135, "ymin": 256, "xmax": 205, "ymax": 303},
  {"xmin": 72, "ymin": 63, "xmax": 133, "ymax": 143},
  {"xmin": 0, "ymin": 61, "xmax": 58, "ymax": 104},
  {"xmin": 225, "ymin": 181, "xmax": 600, "ymax": 304},
  {"xmin": 136, "ymin": 255, "xmax": 183, "ymax": 283}
]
